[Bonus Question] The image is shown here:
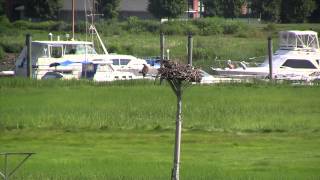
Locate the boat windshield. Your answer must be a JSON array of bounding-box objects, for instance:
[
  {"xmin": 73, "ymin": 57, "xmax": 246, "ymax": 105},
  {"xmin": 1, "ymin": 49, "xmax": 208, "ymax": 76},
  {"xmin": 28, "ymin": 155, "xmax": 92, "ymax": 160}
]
[{"xmin": 64, "ymin": 44, "xmax": 97, "ymax": 55}]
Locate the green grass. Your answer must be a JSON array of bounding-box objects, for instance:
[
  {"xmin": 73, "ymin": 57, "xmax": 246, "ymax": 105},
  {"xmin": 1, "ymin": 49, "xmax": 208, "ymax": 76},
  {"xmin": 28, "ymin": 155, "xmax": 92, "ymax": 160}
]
[
  {"xmin": 1, "ymin": 130, "xmax": 320, "ymax": 180},
  {"xmin": 1, "ymin": 79, "xmax": 320, "ymax": 132},
  {"xmin": 1, "ymin": 79, "xmax": 320, "ymax": 179}
]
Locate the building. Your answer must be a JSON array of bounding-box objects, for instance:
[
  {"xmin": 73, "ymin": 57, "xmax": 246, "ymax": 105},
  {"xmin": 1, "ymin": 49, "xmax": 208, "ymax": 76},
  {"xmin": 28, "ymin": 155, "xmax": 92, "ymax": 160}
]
[{"xmin": 5, "ymin": 0, "xmax": 204, "ymax": 21}]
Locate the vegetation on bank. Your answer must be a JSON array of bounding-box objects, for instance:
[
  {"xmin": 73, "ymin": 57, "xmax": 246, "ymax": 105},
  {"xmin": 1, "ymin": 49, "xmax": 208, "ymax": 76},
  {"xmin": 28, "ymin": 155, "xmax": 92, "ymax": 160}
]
[{"xmin": 1, "ymin": 15, "xmax": 320, "ymax": 70}]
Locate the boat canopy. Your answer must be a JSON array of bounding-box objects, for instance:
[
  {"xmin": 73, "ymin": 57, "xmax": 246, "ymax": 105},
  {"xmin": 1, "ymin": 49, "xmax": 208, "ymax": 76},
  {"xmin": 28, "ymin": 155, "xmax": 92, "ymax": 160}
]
[{"xmin": 279, "ymin": 31, "xmax": 319, "ymax": 50}]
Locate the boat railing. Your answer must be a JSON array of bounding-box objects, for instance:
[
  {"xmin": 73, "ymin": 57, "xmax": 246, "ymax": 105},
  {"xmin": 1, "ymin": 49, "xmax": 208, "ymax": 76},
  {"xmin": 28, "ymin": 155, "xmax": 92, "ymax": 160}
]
[{"xmin": 212, "ymin": 56, "xmax": 265, "ymax": 69}]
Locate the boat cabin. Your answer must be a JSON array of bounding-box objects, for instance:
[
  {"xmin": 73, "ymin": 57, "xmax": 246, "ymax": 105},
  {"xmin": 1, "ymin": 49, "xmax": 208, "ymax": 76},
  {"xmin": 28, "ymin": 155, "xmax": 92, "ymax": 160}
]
[
  {"xmin": 279, "ymin": 31, "xmax": 319, "ymax": 50},
  {"xmin": 15, "ymin": 40, "xmax": 107, "ymax": 79}
]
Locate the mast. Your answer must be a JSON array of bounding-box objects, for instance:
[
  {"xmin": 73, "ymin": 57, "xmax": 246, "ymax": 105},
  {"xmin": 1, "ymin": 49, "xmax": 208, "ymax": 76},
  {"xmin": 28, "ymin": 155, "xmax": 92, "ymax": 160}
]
[{"xmin": 72, "ymin": 0, "xmax": 75, "ymax": 40}]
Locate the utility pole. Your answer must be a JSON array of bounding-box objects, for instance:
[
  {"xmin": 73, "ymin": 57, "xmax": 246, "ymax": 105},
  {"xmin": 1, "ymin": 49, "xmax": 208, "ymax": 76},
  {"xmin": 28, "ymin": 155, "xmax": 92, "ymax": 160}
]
[
  {"xmin": 268, "ymin": 37, "xmax": 273, "ymax": 80},
  {"xmin": 26, "ymin": 34, "xmax": 32, "ymax": 78},
  {"xmin": 160, "ymin": 32, "xmax": 165, "ymax": 60},
  {"xmin": 72, "ymin": 0, "xmax": 75, "ymax": 40},
  {"xmin": 187, "ymin": 33, "xmax": 193, "ymax": 65}
]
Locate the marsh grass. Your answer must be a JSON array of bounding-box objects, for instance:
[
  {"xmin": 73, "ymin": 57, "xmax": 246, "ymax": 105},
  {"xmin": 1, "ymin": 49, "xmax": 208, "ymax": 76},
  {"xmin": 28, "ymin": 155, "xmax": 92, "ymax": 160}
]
[{"xmin": 1, "ymin": 78, "xmax": 319, "ymax": 132}]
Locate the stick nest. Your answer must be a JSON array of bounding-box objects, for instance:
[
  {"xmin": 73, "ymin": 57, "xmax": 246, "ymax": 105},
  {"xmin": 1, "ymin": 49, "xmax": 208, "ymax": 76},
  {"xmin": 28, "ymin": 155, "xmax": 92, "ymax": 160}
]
[{"xmin": 158, "ymin": 60, "xmax": 202, "ymax": 82}]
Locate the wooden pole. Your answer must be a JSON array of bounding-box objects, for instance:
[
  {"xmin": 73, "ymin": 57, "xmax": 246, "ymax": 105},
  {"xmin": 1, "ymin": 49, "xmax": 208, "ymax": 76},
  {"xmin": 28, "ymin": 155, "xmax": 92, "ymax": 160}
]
[
  {"xmin": 188, "ymin": 33, "xmax": 193, "ymax": 65},
  {"xmin": 72, "ymin": 0, "xmax": 75, "ymax": 40},
  {"xmin": 26, "ymin": 34, "xmax": 32, "ymax": 78},
  {"xmin": 268, "ymin": 37, "xmax": 273, "ymax": 80},
  {"xmin": 171, "ymin": 80, "xmax": 182, "ymax": 180},
  {"xmin": 160, "ymin": 32, "xmax": 165, "ymax": 60}
]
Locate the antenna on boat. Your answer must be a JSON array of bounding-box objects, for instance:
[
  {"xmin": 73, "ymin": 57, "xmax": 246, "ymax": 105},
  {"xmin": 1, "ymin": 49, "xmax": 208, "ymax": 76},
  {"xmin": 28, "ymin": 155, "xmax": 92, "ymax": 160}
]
[{"xmin": 85, "ymin": 0, "xmax": 108, "ymax": 54}]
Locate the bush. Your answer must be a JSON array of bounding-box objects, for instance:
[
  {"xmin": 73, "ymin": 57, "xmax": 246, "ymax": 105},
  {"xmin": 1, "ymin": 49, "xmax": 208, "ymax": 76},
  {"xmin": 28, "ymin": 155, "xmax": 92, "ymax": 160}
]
[
  {"xmin": 97, "ymin": 20, "xmax": 124, "ymax": 36},
  {"xmin": 264, "ymin": 23, "xmax": 276, "ymax": 32},
  {"xmin": 108, "ymin": 44, "xmax": 121, "ymax": 53},
  {"xmin": 123, "ymin": 17, "xmax": 160, "ymax": 34},
  {"xmin": 13, "ymin": 20, "xmax": 66, "ymax": 31},
  {"xmin": 223, "ymin": 21, "xmax": 247, "ymax": 34},
  {"xmin": 160, "ymin": 21, "xmax": 184, "ymax": 35},
  {"xmin": 193, "ymin": 18, "xmax": 224, "ymax": 35},
  {"xmin": 0, "ymin": 41, "xmax": 23, "ymax": 53},
  {"xmin": 0, "ymin": 46, "xmax": 4, "ymax": 60},
  {"xmin": 0, "ymin": 16, "xmax": 11, "ymax": 27}
]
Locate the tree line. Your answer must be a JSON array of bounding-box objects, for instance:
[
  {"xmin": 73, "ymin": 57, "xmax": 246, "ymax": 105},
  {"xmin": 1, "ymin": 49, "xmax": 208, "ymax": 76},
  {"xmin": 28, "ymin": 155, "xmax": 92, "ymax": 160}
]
[{"xmin": 1, "ymin": 0, "xmax": 320, "ymax": 23}]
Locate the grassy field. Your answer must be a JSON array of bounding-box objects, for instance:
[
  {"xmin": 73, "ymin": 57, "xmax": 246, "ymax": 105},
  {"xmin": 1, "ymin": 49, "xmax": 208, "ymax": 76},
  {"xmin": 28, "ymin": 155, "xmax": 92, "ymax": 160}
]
[
  {"xmin": 1, "ymin": 79, "xmax": 320, "ymax": 179},
  {"xmin": 1, "ymin": 79, "xmax": 320, "ymax": 132},
  {"xmin": 1, "ymin": 130, "xmax": 320, "ymax": 180}
]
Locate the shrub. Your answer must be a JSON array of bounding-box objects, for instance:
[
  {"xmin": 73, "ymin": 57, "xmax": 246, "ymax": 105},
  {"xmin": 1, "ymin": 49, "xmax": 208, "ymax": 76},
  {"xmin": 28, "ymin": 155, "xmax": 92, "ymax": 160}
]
[
  {"xmin": 0, "ymin": 41, "xmax": 23, "ymax": 53},
  {"xmin": 264, "ymin": 23, "xmax": 276, "ymax": 32},
  {"xmin": 193, "ymin": 18, "xmax": 224, "ymax": 35},
  {"xmin": 0, "ymin": 25, "xmax": 10, "ymax": 34},
  {"xmin": 123, "ymin": 17, "xmax": 160, "ymax": 34},
  {"xmin": 12, "ymin": 20, "xmax": 30, "ymax": 29},
  {"xmin": 108, "ymin": 44, "xmax": 121, "ymax": 53},
  {"xmin": 223, "ymin": 21, "xmax": 246, "ymax": 34},
  {"xmin": 0, "ymin": 16, "xmax": 11, "ymax": 27},
  {"xmin": 97, "ymin": 20, "xmax": 124, "ymax": 36},
  {"xmin": 160, "ymin": 21, "xmax": 190, "ymax": 35},
  {"xmin": 13, "ymin": 20, "xmax": 66, "ymax": 31},
  {"xmin": 0, "ymin": 46, "xmax": 4, "ymax": 60},
  {"xmin": 52, "ymin": 21, "xmax": 70, "ymax": 31}
]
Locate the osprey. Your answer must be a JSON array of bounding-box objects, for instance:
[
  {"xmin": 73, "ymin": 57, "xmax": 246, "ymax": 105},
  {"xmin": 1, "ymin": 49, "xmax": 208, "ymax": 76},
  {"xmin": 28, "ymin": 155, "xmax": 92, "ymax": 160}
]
[{"xmin": 140, "ymin": 64, "xmax": 149, "ymax": 77}]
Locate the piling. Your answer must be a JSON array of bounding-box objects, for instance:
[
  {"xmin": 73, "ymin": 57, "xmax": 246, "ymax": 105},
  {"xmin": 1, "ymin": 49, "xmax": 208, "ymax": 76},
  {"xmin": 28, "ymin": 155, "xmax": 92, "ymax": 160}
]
[
  {"xmin": 268, "ymin": 37, "xmax": 273, "ymax": 79},
  {"xmin": 160, "ymin": 32, "xmax": 165, "ymax": 60},
  {"xmin": 26, "ymin": 34, "xmax": 32, "ymax": 78},
  {"xmin": 187, "ymin": 33, "xmax": 193, "ymax": 65}
]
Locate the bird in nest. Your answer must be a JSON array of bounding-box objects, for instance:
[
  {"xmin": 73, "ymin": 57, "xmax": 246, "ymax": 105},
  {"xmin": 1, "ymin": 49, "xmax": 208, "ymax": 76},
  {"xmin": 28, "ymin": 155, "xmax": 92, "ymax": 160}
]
[{"xmin": 139, "ymin": 64, "xmax": 149, "ymax": 77}]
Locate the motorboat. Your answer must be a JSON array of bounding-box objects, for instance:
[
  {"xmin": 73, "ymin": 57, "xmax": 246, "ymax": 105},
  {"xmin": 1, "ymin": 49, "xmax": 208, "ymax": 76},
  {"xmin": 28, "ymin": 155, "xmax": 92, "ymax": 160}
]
[
  {"xmin": 93, "ymin": 54, "xmax": 154, "ymax": 82},
  {"xmin": 211, "ymin": 31, "xmax": 320, "ymax": 81},
  {"xmin": 14, "ymin": 39, "xmax": 151, "ymax": 81},
  {"xmin": 15, "ymin": 40, "xmax": 105, "ymax": 79}
]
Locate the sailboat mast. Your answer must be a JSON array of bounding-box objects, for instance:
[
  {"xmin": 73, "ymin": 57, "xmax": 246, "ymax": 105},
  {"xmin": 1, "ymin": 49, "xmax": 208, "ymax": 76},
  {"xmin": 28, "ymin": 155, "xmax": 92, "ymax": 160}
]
[{"xmin": 72, "ymin": 0, "xmax": 75, "ymax": 40}]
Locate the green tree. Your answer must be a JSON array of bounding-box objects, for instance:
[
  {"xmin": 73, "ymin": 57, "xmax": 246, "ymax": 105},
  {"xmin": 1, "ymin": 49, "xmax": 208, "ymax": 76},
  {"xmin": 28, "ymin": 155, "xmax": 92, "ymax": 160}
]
[
  {"xmin": 203, "ymin": 0, "xmax": 224, "ymax": 17},
  {"xmin": 148, "ymin": 0, "xmax": 187, "ymax": 19},
  {"xmin": 222, "ymin": 0, "xmax": 244, "ymax": 18},
  {"xmin": 0, "ymin": 0, "xmax": 4, "ymax": 16},
  {"xmin": 23, "ymin": 0, "xmax": 62, "ymax": 20},
  {"xmin": 203, "ymin": 0, "xmax": 245, "ymax": 18},
  {"xmin": 281, "ymin": 0, "xmax": 316, "ymax": 23},
  {"xmin": 99, "ymin": 0, "xmax": 120, "ymax": 19},
  {"xmin": 251, "ymin": 0, "xmax": 282, "ymax": 22},
  {"xmin": 309, "ymin": 0, "xmax": 320, "ymax": 22}
]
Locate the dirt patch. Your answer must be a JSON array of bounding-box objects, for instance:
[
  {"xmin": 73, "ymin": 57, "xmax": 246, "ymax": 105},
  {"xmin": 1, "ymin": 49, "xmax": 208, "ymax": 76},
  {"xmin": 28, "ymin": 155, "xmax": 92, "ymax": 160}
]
[{"xmin": 0, "ymin": 53, "xmax": 17, "ymax": 71}]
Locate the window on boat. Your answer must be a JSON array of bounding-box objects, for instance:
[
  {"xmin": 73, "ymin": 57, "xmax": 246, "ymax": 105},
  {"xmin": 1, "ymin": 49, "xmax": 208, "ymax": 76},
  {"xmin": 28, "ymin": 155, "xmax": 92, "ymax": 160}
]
[
  {"xmin": 112, "ymin": 59, "xmax": 120, "ymax": 65},
  {"xmin": 96, "ymin": 64, "xmax": 113, "ymax": 72},
  {"xmin": 50, "ymin": 46, "xmax": 63, "ymax": 58},
  {"xmin": 282, "ymin": 59, "xmax": 317, "ymax": 69},
  {"xmin": 32, "ymin": 43, "xmax": 48, "ymax": 60},
  {"xmin": 120, "ymin": 59, "xmax": 130, "ymax": 65},
  {"xmin": 64, "ymin": 44, "xmax": 97, "ymax": 55}
]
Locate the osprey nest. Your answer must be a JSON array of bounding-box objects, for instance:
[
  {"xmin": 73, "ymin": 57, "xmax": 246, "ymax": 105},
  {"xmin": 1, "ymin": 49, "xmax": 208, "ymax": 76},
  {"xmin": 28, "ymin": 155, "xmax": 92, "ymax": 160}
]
[{"xmin": 158, "ymin": 60, "xmax": 202, "ymax": 83}]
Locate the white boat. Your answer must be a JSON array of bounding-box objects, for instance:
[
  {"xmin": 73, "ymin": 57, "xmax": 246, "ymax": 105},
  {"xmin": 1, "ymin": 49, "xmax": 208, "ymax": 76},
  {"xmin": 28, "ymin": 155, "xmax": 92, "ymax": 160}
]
[
  {"xmin": 14, "ymin": 39, "xmax": 151, "ymax": 81},
  {"xmin": 93, "ymin": 54, "xmax": 153, "ymax": 82},
  {"xmin": 211, "ymin": 31, "xmax": 320, "ymax": 81}
]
